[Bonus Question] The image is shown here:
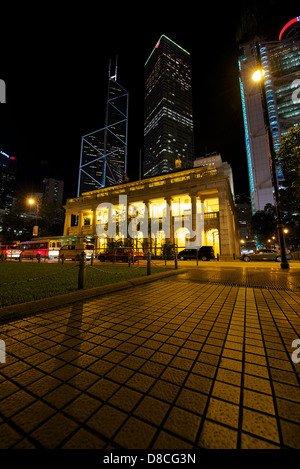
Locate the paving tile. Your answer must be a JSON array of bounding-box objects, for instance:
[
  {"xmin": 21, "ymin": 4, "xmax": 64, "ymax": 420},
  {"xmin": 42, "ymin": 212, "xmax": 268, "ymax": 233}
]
[
  {"xmin": 126, "ymin": 373, "xmax": 156, "ymax": 393},
  {"xmin": 243, "ymin": 389, "xmax": 275, "ymax": 415},
  {"xmin": 30, "ymin": 413, "xmax": 79, "ymax": 449},
  {"xmin": 163, "ymin": 407, "xmax": 201, "ymax": 443},
  {"xmin": 87, "ymin": 378, "xmax": 120, "ymax": 401},
  {"xmin": 64, "ymin": 393, "xmax": 102, "ymax": 423},
  {"xmin": 242, "ymin": 408, "xmax": 280, "ymax": 444},
  {"xmin": 198, "ymin": 420, "xmax": 238, "ymax": 449},
  {"xmin": 0, "ymin": 389, "xmax": 35, "ymax": 418},
  {"xmin": 0, "ymin": 380, "xmax": 20, "ymax": 400},
  {"xmin": 174, "ymin": 388, "xmax": 208, "ymax": 416},
  {"xmin": 61, "ymin": 428, "xmax": 106, "ymax": 449},
  {"xmin": 0, "ymin": 422, "xmax": 23, "ymax": 449},
  {"xmin": 276, "ymin": 398, "xmax": 300, "ymax": 424},
  {"xmin": 86, "ymin": 404, "xmax": 127, "ymax": 439},
  {"xmin": 160, "ymin": 367, "xmax": 188, "ymax": 386},
  {"xmin": 241, "ymin": 432, "xmax": 280, "ymax": 449},
  {"xmin": 152, "ymin": 431, "xmax": 193, "ymax": 449},
  {"xmin": 43, "ymin": 383, "xmax": 80, "ymax": 409},
  {"xmin": 26, "ymin": 375, "xmax": 62, "ymax": 397},
  {"xmin": 185, "ymin": 373, "xmax": 213, "ymax": 395},
  {"xmin": 113, "ymin": 417, "xmax": 157, "ymax": 449},
  {"xmin": 11, "ymin": 400, "xmax": 55, "ymax": 434},
  {"xmin": 149, "ymin": 380, "xmax": 180, "ymax": 404},
  {"xmin": 134, "ymin": 395, "xmax": 170, "ymax": 426},
  {"xmin": 109, "ymin": 386, "xmax": 143, "ymax": 412},
  {"xmin": 280, "ymin": 419, "xmax": 300, "ymax": 449},
  {"xmin": 212, "ymin": 381, "xmax": 241, "ymax": 405},
  {"xmin": 243, "ymin": 374, "xmax": 272, "ymax": 395},
  {"xmin": 206, "ymin": 397, "xmax": 240, "ymax": 429}
]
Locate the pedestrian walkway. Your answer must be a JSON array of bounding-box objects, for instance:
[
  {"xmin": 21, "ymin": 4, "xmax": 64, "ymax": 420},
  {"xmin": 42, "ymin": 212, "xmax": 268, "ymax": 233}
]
[{"xmin": 0, "ymin": 272, "xmax": 300, "ymax": 449}]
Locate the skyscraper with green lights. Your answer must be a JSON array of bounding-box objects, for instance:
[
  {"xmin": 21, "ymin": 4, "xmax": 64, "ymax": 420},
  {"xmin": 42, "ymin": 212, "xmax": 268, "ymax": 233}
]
[{"xmin": 143, "ymin": 35, "xmax": 195, "ymax": 178}]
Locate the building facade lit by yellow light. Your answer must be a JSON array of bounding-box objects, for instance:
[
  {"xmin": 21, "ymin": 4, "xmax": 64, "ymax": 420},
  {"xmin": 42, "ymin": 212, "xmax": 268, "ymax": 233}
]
[{"xmin": 63, "ymin": 166, "xmax": 240, "ymax": 259}]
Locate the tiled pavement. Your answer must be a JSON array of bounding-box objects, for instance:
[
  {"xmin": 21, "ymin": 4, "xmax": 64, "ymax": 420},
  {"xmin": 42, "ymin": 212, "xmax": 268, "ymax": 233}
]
[{"xmin": 0, "ymin": 274, "xmax": 300, "ymax": 449}]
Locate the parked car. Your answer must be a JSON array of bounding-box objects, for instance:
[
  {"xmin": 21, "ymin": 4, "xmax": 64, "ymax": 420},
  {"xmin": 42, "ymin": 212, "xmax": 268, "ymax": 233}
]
[
  {"xmin": 59, "ymin": 243, "xmax": 94, "ymax": 261},
  {"xmin": 240, "ymin": 248, "xmax": 292, "ymax": 262},
  {"xmin": 178, "ymin": 246, "xmax": 215, "ymax": 261},
  {"xmin": 98, "ymin": 247, "xmax": 143, "ymax": 262}
]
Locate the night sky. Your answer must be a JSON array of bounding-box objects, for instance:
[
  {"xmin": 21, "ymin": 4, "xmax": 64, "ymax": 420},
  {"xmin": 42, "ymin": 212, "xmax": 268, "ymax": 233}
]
[{"xmin": 0, "ymin": 4, "xmax": 298, "ymax": 203}]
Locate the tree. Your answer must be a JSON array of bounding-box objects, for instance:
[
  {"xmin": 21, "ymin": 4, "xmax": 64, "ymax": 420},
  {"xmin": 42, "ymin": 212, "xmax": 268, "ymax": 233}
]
[
  {"xmin": 250, "ymin": 203, "xmax": 277, "ymax": 246},
  {"xmin": 235, "ymin": 0, "xmax": 281, "ymax": 43},
  {"xmin": 0, "ymin": 199, "xmax": 32, "ymax": 241},
  {"xmin": 278, "ymin": 126, "xmax": 300, "ymax": 203},
  {"xmin": 277, "ymin": 125, "xmax": 300, "ymax": 248},
  {"xmin": 37, "ymin": 202, "xmax": 64, "ymax": 237}
]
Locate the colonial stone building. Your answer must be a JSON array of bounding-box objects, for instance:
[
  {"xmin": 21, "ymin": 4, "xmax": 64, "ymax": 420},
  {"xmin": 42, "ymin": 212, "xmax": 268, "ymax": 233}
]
[{"xmin": 63, "ymin": 166, "xmax": 240, "ymax": 259}]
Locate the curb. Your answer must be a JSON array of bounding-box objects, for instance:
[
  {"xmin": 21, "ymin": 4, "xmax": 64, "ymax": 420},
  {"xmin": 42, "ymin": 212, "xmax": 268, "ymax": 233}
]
[{"xmin": 0, "ymin": 268, "xmax": 188, "ymax": 323}]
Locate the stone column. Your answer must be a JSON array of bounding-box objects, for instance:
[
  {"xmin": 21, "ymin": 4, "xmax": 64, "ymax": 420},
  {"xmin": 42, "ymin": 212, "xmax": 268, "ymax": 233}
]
[
  {"xmin": 63, "ymin": 211, "xmax": 72, "ymax": 236},
  {"xmin": 218, "ymin": 190, "xmax": 235, "ymax": 260},
  {"xmin": 190, "ymin": 192, "xmax": 197, "ymax": 243},
  {"xmin": 165, "ymin": 197, "xmax": 174, "ymax": 244},
  {"xmin": 143, "ymin": 200, "xmax": 151, "ymax": 253},
  {"xmin": 78, "ymin": 211, "xmax": 83, "ymax": 241}
]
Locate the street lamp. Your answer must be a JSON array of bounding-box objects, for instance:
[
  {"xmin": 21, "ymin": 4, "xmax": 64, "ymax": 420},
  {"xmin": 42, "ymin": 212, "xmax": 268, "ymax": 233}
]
[
  {"xmin": 27, "ymin": 197, "xmax": 39, "ymax": 233},
  {"xmin": 252, "ymin": 41, "xmax": 289, "ymax": 270}
]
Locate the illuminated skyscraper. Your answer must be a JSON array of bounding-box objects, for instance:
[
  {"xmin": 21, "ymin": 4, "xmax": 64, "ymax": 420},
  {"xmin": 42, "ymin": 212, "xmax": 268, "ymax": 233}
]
[
  {"xmin": 239, "ymin": 17, "xmax": 300, "ymax": 213},
  {"xmin": 78, "ymin": 60, "xmax": 129, "ymax": 195},
  {"xmin": 143, "ymin": 35, "xmax": 195, "ymax": 177},
  {"xmin": 0, "ymin": 150, "xmax": 17, "ymax": 210}
]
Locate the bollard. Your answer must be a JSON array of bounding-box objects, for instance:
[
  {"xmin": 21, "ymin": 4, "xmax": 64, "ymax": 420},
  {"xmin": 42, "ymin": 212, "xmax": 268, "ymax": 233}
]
[
  {"xmin": 78, "ymin": 251, "xmax": 86, "ymax": 290},
  {"xmin": 175, "ymin": 252, "xmax": 178, "ymax": 270},
  {"xmin": 147, "ymin": 252, "xmax": 151, "ymax": 276},
  {"xmin": 91, "ymin": 251, "xmax": 94, "ymax": 265},
  {"xmin": 19, "ymin": 255, "xmax": 22, "ymax": 262},
  {"xmin": 128, "ymin": 252, "xmax": 131, "ymax": 267}
]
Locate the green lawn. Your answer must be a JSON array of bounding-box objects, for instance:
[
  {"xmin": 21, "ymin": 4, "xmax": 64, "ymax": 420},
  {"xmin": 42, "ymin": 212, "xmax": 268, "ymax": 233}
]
[{"xmin": 0, "ymin": 261, "xmax": 171, "ymax": 307}]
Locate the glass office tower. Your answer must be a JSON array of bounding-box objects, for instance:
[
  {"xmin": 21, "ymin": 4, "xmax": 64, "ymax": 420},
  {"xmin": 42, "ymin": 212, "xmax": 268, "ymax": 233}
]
[
  {"xmin": 78, "ymin": 69, "xmax": 128, "ymax": 196},
  {"xmin": 239, "ymin": 17, "xmax": 300, "ymax": 213},
  {"xmin": 144, "ymin": 35, "xmax": 195, "ymax": 178},
  {"xmin": 0, "ymin": 150, "xmax": 17, "ymax": 210}
]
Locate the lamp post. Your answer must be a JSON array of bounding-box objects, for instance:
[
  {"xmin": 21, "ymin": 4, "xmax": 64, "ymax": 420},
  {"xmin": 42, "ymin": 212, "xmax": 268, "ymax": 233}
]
[
  {"xmin": 253, "ymin": 41, "xmax": 289, "ymax": 270},
  {"xmin": 27, "ymin": 197, "xmax": 40, "ymax": 235}
]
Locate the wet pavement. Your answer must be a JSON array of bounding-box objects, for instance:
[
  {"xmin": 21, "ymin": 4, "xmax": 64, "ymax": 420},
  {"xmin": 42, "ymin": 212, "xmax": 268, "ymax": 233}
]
[
  {"xmin": 175, "ymin": 262, "xmax": 300, "ymax": 291},
  {"xmin": 0, "ymin": 263, "xmax": 299, "ymax": 449}
]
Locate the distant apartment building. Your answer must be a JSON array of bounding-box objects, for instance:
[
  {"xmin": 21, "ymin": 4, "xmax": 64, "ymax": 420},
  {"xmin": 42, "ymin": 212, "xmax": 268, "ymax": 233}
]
[{"xmin": 43, "ymin": 178, "xmax": 64, "ymax": 206}]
